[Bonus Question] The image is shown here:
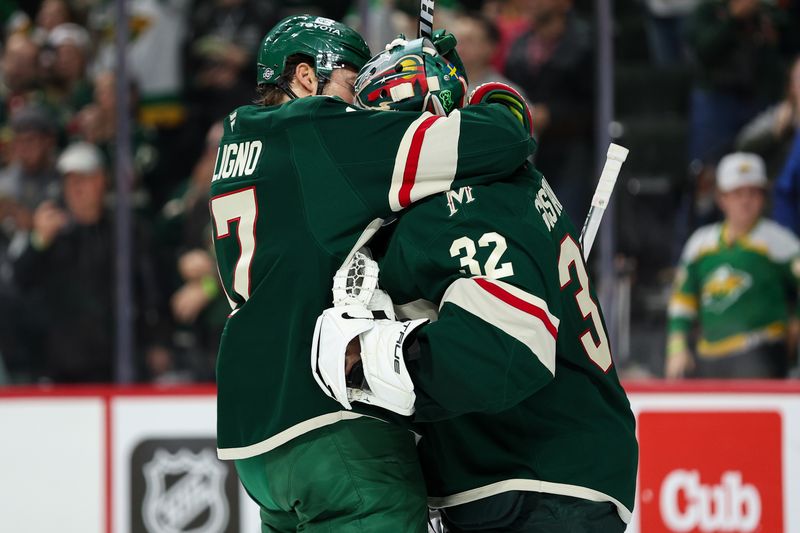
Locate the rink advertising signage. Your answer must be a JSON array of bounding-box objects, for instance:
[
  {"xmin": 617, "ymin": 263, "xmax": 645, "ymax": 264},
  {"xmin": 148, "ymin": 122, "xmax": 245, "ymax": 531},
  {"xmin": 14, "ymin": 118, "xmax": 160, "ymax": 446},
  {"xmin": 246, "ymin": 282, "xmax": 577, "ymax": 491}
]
[
  {"xmin": 637, "ymin": 411, "xmax": 783, "ymax": 533},
  {"xmin": 130, "ymin": 438, "xmax": 240, "ymax": 533}
]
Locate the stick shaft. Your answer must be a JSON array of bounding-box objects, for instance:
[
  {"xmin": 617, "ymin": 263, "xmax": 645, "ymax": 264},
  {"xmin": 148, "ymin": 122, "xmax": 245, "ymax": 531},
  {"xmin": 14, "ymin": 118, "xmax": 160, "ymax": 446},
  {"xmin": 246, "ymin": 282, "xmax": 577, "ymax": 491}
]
[
  {"xmin": 419, "ymin": 0, "xmax": 435, "ymax": 39},
  {"xmin": 579, "ymin": 143, "xmax": 628, "ymax": 260}
]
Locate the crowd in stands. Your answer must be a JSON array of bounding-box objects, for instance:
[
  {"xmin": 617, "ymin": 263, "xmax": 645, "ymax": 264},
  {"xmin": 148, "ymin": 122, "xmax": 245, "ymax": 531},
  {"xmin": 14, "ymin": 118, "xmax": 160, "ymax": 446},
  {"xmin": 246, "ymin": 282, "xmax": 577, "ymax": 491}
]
[{"xmin": 0, "ymin": 0, "xmax": 798, "ymax": 384}]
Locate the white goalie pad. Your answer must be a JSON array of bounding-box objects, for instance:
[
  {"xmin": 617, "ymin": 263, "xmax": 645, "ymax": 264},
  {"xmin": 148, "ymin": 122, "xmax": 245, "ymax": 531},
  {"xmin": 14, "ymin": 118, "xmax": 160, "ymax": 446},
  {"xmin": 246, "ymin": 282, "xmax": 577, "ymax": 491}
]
[{"xmin": 311, "ymin": 305, "xmax": 374, "ymax": 410}]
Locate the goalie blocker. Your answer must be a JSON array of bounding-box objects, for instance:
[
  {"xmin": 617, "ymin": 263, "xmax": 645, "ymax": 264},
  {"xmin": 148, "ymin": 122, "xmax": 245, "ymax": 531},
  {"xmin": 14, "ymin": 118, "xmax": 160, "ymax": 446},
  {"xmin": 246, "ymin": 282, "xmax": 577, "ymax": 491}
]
[{"xmin": 312, "ymin": 305, "xmax": 428, "ymax": 415}]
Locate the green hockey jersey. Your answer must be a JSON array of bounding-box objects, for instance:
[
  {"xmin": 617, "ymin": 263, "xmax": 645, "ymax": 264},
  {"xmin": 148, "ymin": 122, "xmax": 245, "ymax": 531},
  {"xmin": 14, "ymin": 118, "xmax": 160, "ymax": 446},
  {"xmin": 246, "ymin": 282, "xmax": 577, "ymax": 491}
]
[
  {"xmin": 208, "ymin": 95, "xmax": 534, "ymax": 460},
  {"xmin": 374, "ymin": 166, "xmax": 638, "ymax": 523},
  {"xmin": 668, "ymin": 219, "xmax": 800, "ymax": 358}
]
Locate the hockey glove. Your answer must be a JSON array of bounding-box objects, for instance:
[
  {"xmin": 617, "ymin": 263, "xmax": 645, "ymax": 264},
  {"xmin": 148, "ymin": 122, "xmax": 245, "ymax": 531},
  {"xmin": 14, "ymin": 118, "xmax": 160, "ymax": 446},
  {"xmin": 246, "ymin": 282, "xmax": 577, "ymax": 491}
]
[
  {"xmin": 332, "ymin": 248, "xmax": 395, "ymax": 319},
  {"xmin": 468, "ymin": 82, "xmax": 534, "ymax": 138},
  {"xmin": 432, "ymin": 29, "xmax": 468, "ymax": 86},
  {"xmin": 311, "ymin": 305, "xmax": 428, "ymax": 416}
]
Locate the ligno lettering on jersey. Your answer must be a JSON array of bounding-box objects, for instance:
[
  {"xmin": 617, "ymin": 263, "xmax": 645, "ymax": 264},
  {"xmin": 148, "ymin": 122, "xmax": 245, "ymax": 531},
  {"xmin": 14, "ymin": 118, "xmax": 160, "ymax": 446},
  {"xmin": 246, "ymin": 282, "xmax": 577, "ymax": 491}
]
[{"xmin": 212, "ymin": 140, "xmax": 263, "ymax": 182}]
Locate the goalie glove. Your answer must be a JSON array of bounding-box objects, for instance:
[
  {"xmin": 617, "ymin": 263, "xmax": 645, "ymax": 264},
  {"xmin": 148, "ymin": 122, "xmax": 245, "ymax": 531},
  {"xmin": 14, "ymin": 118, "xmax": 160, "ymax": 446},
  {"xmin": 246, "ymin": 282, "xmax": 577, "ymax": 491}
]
[
  {"xmin": 431, "ymin": 29, "xmax": 468, "ymax": 86},
  {"xmin": 469, "ymin": 82, "xmax": 534, "ymax": 138},
  {"xmin": 332, "ymin": 248, "xmax": 395, "ymax": 319},
  {"xmin": 311, "ymin": 305, "xmax": 428, "ymax": 416}
]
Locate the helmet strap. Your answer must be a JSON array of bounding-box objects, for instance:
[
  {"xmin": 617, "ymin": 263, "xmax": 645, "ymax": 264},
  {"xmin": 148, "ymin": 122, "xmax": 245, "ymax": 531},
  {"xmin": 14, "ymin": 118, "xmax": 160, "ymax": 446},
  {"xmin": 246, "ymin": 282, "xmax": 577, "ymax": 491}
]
[
  {"xmin": 277, "ymin": 79, "xmax": 300, "ymax": 100},
  {"xmin": 316, "ymin": 75, "xmax": 330, "ymax": 96}
]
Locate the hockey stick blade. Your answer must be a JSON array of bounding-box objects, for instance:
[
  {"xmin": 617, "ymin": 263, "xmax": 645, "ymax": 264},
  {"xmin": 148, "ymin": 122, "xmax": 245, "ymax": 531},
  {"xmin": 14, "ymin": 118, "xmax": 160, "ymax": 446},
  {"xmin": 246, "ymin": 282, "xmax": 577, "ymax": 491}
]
[
  {"xmin": 579, "ymin": 143, "xmax": 628, "ymax": 260},
  {"xmin": 419, "ymin": 0, "xmax": 435, "ymax": 39}
]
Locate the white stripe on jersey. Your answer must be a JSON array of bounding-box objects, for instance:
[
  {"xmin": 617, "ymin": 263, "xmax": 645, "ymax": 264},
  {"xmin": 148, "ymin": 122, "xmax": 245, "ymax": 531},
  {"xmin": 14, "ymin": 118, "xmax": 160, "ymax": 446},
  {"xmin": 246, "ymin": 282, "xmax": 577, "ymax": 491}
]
[
  {"xmin": 395, "ymin": 298, "xmax": 439, "ymax": 322},
  {"xmin": 408, "ymin": 109, "xmax": 461, "ymax": 204},
  {"xmin": 389, "ymin": 113, "xmax": 432, "ymax": 212},
  {"xmin": 427, "ymin": 478, "xmax": 632, "ymax": 524},
  {"xmin": 388, "ymin": 111, "xmax": 462, "ymax": 212},
  {"xmin": 441, "ymin": 276, "xmax": 559, "ymax": 375}
]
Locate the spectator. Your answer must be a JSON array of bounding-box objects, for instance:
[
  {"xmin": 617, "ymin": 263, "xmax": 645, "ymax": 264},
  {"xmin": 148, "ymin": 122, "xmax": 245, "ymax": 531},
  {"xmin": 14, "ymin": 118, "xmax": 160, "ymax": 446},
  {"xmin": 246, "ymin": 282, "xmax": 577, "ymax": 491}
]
[
  {"xmin": 451, "ymin": 11, "xmax": 524, "ymax": 93},
  {"xmin": 0, "ymin": 105, "xmax": 60, "ymax": 233},
  {"xmin": 156, "ymin": 122, "xmax": 226, "ymax": 380},
  {"xmin": 89, "ymin": 0, "xmax": 192, "ymax": 130},
  {"xmin": 0, "ymin": 106, "xmax": 59, "ymax": 382},
  {"xmin": 188, "ymin": 0, "xmax": 276, "ymax": 67},
  {"xmin": 667, "ymin": 152, "xmax": 800, "ymax": 378},
  {"xmin": 73, "ymin": 71, "xmax": 160, "ymax": 209},
  {"xmin": 180, "ymin": 34, "xmax": 254, "ymax": 204},
  {"xmin": 482, "ymin": 0, "xmax": 532, "ymax": 73},
  {"xmin": 504, "ymin": 0, "xmax": 594, "ymax": 222},
  {"xmin": 684, "ymin": 0, "xmax": 799, "ymax": 164},
  {"xmin": 0, "ymin": 33, "xmax": 42, "ymax": 123},
  {"xmin": 40, "ymin": 23, "xmax": 93, "ymax": 118},
  {"xmin": 736, "ymin": 55, "xmax": 800, "ymax": 177},
  {"xmin": 182, "ymin": 0, "xmax": 276, "ymax": 151},
  {"xmin": 12, "ymin": 142, "xmax": 164, "ymax": 383},
  {"xmin": 33, "ymin": 0, "xmax": 72, "ymax": 40}
]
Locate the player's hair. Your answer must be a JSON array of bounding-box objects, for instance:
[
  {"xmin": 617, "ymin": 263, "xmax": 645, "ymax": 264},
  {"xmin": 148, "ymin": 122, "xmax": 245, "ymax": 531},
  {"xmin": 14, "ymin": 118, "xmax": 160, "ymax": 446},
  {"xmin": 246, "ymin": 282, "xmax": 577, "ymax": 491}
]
[{"xmin": 255, "ymin": 54, "xmax": 313, "ymax": 106}]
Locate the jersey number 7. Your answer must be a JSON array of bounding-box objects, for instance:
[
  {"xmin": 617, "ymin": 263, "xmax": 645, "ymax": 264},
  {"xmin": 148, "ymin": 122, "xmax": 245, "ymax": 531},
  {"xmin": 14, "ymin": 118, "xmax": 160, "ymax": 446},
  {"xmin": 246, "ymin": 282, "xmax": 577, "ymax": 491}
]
[{"xmin": 210, "ymin": 187, "xmax": 259, "ymax": 306}]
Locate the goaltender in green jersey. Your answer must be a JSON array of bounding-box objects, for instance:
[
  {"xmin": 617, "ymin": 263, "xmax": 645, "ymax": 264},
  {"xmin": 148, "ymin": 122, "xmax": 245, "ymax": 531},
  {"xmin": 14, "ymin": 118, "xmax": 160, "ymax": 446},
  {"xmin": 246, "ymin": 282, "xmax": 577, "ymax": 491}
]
[
  {"xmin": 209, "ymin": 16, "xmax": 534, "ymax": 531},
  {"xmin": 312, "ymin": 55, "xmax": 637, "ymax": 531}
]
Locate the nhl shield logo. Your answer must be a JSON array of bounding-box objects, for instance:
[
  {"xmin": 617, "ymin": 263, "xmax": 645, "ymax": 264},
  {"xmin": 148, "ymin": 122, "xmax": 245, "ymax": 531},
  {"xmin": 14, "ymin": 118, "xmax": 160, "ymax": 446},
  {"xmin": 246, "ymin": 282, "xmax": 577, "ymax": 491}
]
[{"xmin": 142, "ymin": 449, "xmax": 229, "ymax": 533}]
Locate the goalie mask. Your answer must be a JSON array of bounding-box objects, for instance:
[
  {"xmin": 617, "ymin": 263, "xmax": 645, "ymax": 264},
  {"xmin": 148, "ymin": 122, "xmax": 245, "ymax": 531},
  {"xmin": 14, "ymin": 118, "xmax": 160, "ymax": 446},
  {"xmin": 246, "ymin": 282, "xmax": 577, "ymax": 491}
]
[{"xmin": 354, "ymin": 37, "xmax": 467, "ymax": 114}]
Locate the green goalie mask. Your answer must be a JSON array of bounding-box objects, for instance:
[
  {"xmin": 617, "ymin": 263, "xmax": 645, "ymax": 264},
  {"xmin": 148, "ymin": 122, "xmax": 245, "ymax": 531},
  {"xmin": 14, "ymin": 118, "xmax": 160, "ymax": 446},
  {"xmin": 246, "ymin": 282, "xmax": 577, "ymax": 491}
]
[
  {"xmin": 257, "ymin": 15, "xmax": 371, "ymax": 90},
  {"xmin": 354, "ymin": 37, "xmax": 468, "ymax": 114}
]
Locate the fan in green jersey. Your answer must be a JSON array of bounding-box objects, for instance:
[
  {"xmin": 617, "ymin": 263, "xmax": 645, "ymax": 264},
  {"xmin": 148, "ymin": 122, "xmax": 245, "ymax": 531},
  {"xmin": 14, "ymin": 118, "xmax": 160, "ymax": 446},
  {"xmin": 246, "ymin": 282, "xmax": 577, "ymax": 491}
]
[
  {"xmin": 210, "ymin": 15, "xmax": 537, "ymax": 532},
  {"xmin": 667, "ymin": 152, "xmax": 800, "ymax": 379},
  {"xmin": 312, "ymin": 69, "xmax": 637, "ymax": 531}
]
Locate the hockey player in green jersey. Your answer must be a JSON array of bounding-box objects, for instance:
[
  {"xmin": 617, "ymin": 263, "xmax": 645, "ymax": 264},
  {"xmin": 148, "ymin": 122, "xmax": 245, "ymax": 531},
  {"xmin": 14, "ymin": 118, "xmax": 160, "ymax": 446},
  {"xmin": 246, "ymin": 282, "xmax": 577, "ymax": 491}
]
[
  {"xmin": 667, "ymin": 152, "xmax": 800, "ymax": 379},
  {"xmin": 210, "ymin": 16, "xmax": 535, "ymax": 532},
  {"xmin": 312, "ymin": 73, "xmax": 638, "ymax": 530}
]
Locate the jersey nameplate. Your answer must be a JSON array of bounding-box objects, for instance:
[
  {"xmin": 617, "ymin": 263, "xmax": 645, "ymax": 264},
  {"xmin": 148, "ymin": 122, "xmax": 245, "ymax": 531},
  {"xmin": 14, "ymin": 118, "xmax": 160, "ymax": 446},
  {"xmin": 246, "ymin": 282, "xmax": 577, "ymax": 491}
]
[
  {"xmin": 212, "ymin": 140, "xmax": 263, "ymax": 182},
  {"xmin": 534, "ymin": 178, "xmax": 563, "ymax": 231}
]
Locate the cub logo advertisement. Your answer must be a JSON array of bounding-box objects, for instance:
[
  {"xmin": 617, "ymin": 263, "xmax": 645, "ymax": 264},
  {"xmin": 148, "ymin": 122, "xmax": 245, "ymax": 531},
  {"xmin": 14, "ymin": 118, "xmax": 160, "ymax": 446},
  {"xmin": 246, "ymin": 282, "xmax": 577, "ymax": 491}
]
[
  {"xmin": 131, "ymin": 438, "xmax": 240, "ymax": 533},
  {"xmin": 638, "ymin": 411, "xmax": 782, "ymax": 533}
]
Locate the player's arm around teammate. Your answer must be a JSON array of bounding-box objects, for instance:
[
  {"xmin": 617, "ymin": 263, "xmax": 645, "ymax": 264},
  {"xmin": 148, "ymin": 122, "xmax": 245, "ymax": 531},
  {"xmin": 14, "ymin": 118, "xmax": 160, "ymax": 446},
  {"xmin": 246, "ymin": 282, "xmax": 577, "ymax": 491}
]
[{"xmin": 213, "ymin": 17, "xmax": 540, "ymax": 533}]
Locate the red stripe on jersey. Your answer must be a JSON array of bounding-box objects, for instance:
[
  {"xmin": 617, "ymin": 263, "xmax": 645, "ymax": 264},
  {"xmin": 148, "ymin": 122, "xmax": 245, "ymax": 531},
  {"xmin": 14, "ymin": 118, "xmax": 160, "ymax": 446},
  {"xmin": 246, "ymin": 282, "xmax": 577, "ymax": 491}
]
[
  {"xmin": 474, "ymin": 278, "xmax": 558, "ymax": 339},
  {"xmin": 399, "ymin": 116, "xmax": 441, "ymax": 208}
]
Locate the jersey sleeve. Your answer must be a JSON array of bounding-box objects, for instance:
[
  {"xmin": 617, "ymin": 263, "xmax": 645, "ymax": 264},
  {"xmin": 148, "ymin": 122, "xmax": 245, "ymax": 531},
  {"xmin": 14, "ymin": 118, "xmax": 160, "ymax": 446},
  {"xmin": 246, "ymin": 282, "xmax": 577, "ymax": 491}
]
[
  {"xmin": 380, "ymin": 221, "xmax": 559, "ymax": 422},
  {"xmin": 314, "ymin": 100, "xmax": 535, "ymax": 218}
]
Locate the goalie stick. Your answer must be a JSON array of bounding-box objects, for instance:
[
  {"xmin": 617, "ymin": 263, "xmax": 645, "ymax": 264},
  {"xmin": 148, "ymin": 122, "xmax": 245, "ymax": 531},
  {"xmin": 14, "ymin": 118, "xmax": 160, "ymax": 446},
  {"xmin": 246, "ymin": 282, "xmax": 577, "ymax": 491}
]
[
  {"xmin": 579, "ymin": 143, "xmax": 628, "ymax": 260},
  {"xmin": 419, "ymin": 0, "xmax": 435, "ymax": 39}
]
